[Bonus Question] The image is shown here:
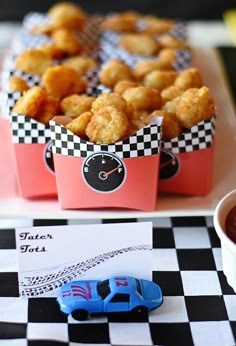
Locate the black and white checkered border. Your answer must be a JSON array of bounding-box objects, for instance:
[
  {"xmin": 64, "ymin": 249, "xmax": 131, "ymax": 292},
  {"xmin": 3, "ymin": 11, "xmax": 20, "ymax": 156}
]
[
  {"xmin": 0, "ymin": 91, "xmax": 22, "ymax": 119},
  {"xmin": 162, "ymin": 115, "xmax": 216, "ymax": 153},
  {"xmin": 50, "ymin": 121, "xmax": 162, "ymax": 159},
  {"xmin": 10, "ymin": 113, "xmax": 51, "ymax": 144}
]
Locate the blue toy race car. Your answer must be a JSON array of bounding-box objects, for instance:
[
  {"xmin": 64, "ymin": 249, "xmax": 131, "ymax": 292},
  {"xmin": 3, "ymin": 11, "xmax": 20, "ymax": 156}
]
[{"xmin": 57, "ymin": 275, "xmax": 163, "ymax": 320}]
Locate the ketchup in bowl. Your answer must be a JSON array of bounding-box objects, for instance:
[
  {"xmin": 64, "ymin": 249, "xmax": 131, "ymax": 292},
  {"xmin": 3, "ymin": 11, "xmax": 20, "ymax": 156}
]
[{"xmin": 225, "ymin": 206, "xmax": 236, "ymax": 244}]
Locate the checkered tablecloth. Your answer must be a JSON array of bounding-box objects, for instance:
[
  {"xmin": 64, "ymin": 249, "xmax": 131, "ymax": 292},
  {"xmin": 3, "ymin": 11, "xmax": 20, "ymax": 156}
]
[{"xmin": 0, "ymin": 216, "xmax": 235, "ymax": 346}]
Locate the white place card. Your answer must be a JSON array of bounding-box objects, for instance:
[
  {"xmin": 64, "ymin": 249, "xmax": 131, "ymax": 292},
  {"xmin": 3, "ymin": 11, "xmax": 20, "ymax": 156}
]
[{"xmin": 15, "ymin": 222, "xmax": 152, "ymax": 297}]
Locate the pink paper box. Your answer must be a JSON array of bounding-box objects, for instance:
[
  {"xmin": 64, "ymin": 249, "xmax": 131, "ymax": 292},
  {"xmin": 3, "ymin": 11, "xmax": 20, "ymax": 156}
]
[
  {"xmin": 10, "ymin": 113, "xmax": 57, "ymax": 198},
  {"xmin": 50, "ymin": 120, "xmax": 162, "ymax": 211},
  {"xmin": 158, "ymin": 116, "xmax": 216, "ymax": 196}
]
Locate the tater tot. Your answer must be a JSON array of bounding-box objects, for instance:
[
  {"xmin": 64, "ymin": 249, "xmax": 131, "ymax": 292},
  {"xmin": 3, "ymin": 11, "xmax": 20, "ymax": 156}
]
[
  {"xmin": 12, "ymin": 86, "xmax": 47, "ymax": 118},
  {"xmin": 15, "ymin": 49, "xmax": 52, "ymax": 76},
  {"xmin": 162, "ymin": 96, "xmax": 180, "ymax": 115},
  {"xmin": 122, "ymin": 86, "xmax": 162, "ymax": 112},
  {"xmin": 158, "ymin": 34, "xmax": 189, "ymax": 49},
  {"xmin": 37, "ymin": 44, "xmax": 66, "ymax": 59},
  {"xmin": 41, "ymin": 65, "xmax": 87, "ymax": 99},
  {"xmin": 37, "ymin": 95, "xmax": 61, "ymax": 125},
  {"xmin": 138, "ymin": 16, "xmax": 174, "ymax": 35},
  {"xmin": 174, "ymin": 67, "xmax": 202, "ymax": 90},
  {"xmin": 86, "ymin": 106, "xmax": 129, "ymax": 144},
  {"xmin": 51, "ymin": 29, "xmax": 84, "ymax": 56},
  {"xmin": 134, "ymin": 59, "xmax": 174, "ymax": 80},
  {"xmin": 119, "ymin": 33, "xmax": 160, "ymax": 56},
  {"xmin": 143, "ymin": 70, "xmax": 177, "ymax": 91},
  {"xmin": 91, "ymin": 92, "xmax": 128, "ymax": 114},
  {"xmin": 158, "ymin": 48, "xmax": 177, "ymax": 65},
  {"xmin": 102, "ymin": 11, "xmax": 140, "ymax": 32},
  {"xmin": 9, "ymin": 76, "xmax": 29, "ymax": 92},
  {"xmin": 66, "ymin": 111, "xmax": 93, "ymax": 138},
  {"xmin": 99, "ymin": 59, "xmax": 135, "ymax": 88},
  {"xmin": 148, "ymin": 110, "xmax": 183, "ymax": 140},
  {"xmin": 175, "ymin": 87, "xmax": 215, "ymax": 128},
  {"xmin": 47, "ymin": 1, "xmax": 87, "ymax": 32},
  {"xmin": 113, "ymin": 80, "xmax": 140, "ymax": 94},
  {"xmin": 61, "ymin": 94, "xmax": 95, "ymax": 118},
  {"xmin": 161, "ymin": 85, "xmax": 183, "ymax": 103},
  {"xmin": 62, "ymin": 56, "xmax": 97, "ymax": 75}
]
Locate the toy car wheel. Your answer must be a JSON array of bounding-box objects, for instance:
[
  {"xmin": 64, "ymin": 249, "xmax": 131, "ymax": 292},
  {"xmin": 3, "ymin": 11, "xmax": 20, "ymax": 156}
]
[
  {"xmin": 132, "ymin": 306, "xmax": 148, "ymax": 315},
  {"xmin": 71, "ymin": 309, "xmax": 89, "ymax": 321}
]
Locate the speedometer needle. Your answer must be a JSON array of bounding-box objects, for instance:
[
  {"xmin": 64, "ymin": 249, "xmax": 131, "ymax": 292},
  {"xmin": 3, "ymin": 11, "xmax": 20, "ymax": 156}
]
[{"xmin": 103, "ymin": 165, "xmax": 122, "ymax": 177}]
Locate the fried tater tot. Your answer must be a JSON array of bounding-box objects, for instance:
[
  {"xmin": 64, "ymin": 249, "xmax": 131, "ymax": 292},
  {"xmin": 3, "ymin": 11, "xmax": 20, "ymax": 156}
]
[
  {"xmin": 47, "ymin": 1, "xmax": 87, "ymax": 32},
  {"xmin": 86, "ymin": 106, "xmax": 129, "ymax": 144},
  {"xmin": 62, "ymin": 56, "xmax": 97, "ymax": 75},
  {"xmin": 122, "ymin": 86, "xmax": 162, "ymax": 112},
  {"xmin": 161, "ymin": 85, "xmax": 183, "ymax": 103},
  {"xmin": 174, "ymin": 67, "xmax": 202, "ymax": 91},
  {"xmin": 37, "ymin": 95, "xmax": 61, "ymax": 125},
  {"xmin": 9, "ymin": 76, "xmax": 29, "ymax": 92},
  {"xmin": 37, "ymin": 43, "xmax": 66, "ymax": 59},
  {"xmin": 148, "ymin": 110, "xmax": 183, "ymax": 140},
  {"xmin": 52, "ymin": 29, "xmax": 84, "ymax": 56},
  {"xmin": 102, "ymin": 11, "xmax": 140, "ymax": 32},
  {"xmin": 162, "ymin": 96, "xmax": 180, "ymax": 115},
  {"xmin": 66, "ymin": 111, "xmax": 93, "ymax": 138},
  {"xmin": 99, "ymin": 59, "xmax": 135, "ymax": 88},
  {"xmin": 113, "ymin": 80, "xmax": 140, "ymax": 94},
  {"xmin": 61, "ymin": 94, "xmax": 95, "ymax": 118},
  {"xmin": 119, "ymin": 33, "xmax": 160, "ymax": 56},
  {"xmin": 91, "ymin": 92, "xmax": 128, "ymax": 114},
  {"xmin": 12, "ymin": 86, "xmax": 47, "ymax": 118},
  {"xmin": 158, "ymin": 48, "xmax": 177, "ymax": 65},
  {"xmin": 52, "ymin": 115, "xmax": 73, "ymax": 127},
  {"xmin": 158, "ymin": 34, "xmax": 189, "ymax": 49},
  {"xmin": 134, "ymin": 59, "xmax": 174, "ymax": 80},
  {"xmin": 15, "ymin": 49, "xmax": 53, "ymax": 76},
  {"xmin": 143, "ymin": 70, "xmax": 177, "ymax": 91},
  {"xmin": 138, "ymin": 16, "xmax": 175, "ymax": 35},
  {"xmin": 42, "ymin": 65, "xmax": 87, "ymax": 99},
  {"xmin": 175, "ymin": 87, "xmax": 215, "ymax": 128}
]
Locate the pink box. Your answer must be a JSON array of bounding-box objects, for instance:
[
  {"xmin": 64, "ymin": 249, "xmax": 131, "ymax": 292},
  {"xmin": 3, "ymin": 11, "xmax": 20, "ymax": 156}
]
[
  {"xmin": 10, "ymin": 113, "xmax": 57, "ymax": 198},
  {"xmin": 158, "ymin": 116, "xmax": 216, "ymax": 196},
  {"xmin": 50, "ymin": 120, "xmax": 162, "ymax": 211}
]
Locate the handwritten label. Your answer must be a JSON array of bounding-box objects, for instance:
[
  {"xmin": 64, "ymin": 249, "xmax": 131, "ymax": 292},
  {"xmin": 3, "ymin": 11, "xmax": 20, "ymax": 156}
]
[{"xmin": 18, "ymin": 232, "xmax": 53, "ymax": 253}]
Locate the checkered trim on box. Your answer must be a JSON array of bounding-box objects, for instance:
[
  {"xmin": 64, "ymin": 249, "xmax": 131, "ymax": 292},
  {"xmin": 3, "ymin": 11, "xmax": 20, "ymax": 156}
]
[
  {"xmin": 10, "ymin": 113, "xmax": 51, "ymax": 144},
  {"xmin": 50, "ymin": 121, "xmax": 162, "ymax": 159},
  {"xmin": 162, "ymin": 115, "xmax": 216, "ymax": 153},
  {"xmin": 0, "ymin": 91, "xmax": 22, "ymax": 119}
]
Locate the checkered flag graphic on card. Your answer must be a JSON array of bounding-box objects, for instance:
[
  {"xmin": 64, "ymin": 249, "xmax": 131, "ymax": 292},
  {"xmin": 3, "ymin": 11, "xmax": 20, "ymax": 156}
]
[
  {"xmin": 10, "ymin": 113, "xmax": 51, "ymax": 144},
  {"xmin": 162, "ymin": 115, "xmax": 216, "ymax": 153},
  {"xmin": 50, "ymin": 121, "xmax": 162, "ymax": 159}
]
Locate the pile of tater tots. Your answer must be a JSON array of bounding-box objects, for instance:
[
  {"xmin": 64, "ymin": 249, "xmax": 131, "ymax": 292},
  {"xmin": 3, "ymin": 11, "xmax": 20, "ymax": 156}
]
[{"xmin": 10, "ymin": 1, "xmax": 215, "ymax": 144}]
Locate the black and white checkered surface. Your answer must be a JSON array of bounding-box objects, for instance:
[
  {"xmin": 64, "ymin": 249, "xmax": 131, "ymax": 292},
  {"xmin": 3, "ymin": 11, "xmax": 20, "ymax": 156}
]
[
  {"xmin": 162, "ymin": 115, "xmax": 216, "ymax": 153},
  {"xmin": 10, "ymin": 113, "xmax": 51, "ymax": 144},
  {"xmin": 0, "ymin": 216, "xmax": 235, "ymax": 346},
  {"xmin": 50, "ymin": 121, "xmax": 162, "ymax": 159}
]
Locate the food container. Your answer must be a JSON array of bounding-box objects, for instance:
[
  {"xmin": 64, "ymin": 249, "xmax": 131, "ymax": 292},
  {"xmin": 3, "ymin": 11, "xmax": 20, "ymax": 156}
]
[
  {"xmin": 49, "ymin": 119, "xmax": 162, "ymax": 211},
  {"xmin": 214, "ymin": 189, "xmax": 236, "ymax": 293},
  {"xmin": 10, "ymin": 112, "xmax": 57, "ymax": 198},
  {"xmin": 158, "ymin": 116, "xmax": 216, "ymax": 196}
]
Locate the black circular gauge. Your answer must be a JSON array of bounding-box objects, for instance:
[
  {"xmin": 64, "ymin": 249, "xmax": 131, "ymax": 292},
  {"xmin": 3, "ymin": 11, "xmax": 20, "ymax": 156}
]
[{"xmin": 82, "ymin": 152, "xmax": 126, "ymax": 193}]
